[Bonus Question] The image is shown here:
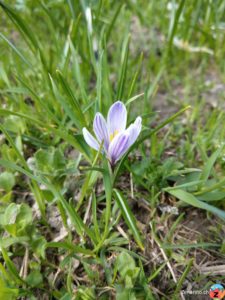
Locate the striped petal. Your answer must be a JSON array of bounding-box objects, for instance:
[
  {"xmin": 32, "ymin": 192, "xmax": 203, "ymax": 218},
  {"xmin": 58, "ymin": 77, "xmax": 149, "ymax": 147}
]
[
  {"xmin": 126, "ymin": 116, "xmax": 142, "ymax": 147},
  {"xmin": 93, "ymin": 113, "xmax": 109, "ymax": 150},
  {"xmin": 108, "ymin": 132, "xmax": 130, "ymax": 165},
  {"xmin": 82, "ymin": 128, "xmax": 99, "ymax": 151},
  {"xmin": 107, "ymin": 101, "xmax": 127, "ymax": 136}
]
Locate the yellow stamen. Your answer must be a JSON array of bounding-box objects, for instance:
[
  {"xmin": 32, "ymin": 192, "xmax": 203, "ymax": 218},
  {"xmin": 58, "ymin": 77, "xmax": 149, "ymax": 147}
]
[{"xmin": 110, "ymin": 130, "xmax": 119, "ymax": 142}]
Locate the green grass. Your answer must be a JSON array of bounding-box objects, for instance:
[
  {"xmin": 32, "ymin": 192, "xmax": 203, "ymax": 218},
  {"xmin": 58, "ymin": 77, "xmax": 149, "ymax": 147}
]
[{"xmin": 0, "ymin": 0, "xmax": 225, "ymax": 299}]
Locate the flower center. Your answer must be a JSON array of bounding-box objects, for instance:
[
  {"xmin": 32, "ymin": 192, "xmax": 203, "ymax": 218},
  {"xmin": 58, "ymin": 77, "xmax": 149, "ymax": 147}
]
[{"xmin": 110, "ymin": 130, "xmax": 119, "ymax": 142}]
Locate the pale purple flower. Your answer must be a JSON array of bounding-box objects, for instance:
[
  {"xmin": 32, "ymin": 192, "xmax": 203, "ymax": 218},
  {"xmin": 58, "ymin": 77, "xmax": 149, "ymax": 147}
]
[{"xmin": 82, "ymin": 101, "xmax": 142, "ymax": 165}]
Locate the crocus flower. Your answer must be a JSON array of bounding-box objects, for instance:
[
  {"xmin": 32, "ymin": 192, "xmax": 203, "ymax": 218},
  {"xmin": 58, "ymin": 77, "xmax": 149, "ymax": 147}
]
[{"xmin": 82, "ymin": 101, "xmax": 142, "ymax": 165}]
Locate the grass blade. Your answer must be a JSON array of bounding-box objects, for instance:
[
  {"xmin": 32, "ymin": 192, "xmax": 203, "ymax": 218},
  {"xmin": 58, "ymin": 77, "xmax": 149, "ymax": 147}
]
[
  {"xmin": 56, "ymin": 70, "xmax": 86, "ymax": 127},
  {"xmin": 116, "ymin": 34, "xmax": 130, "ymax": 100},
  {"xmin": 113, "ymin": 189, "xmax": 144, "ymax": 251},
  {"xmin": 174, "ymin": 259, "xmax": 193, "ymax": 296},
  {"xmin": 168, "ymin": 0, "xmax": 186, "ymax": 52},
  {"xmin": 1, "ymin": 248, "xmax": 25, "ymax": 285},
  {"xmin": 0, "ymin": 33, "xmax": 32, "ymax": 67},
  {"xmin": 67, "ymin": 0, "xmax": 76, "ymax": 19},
  {"xmin": 97, "ymin": 50, "xmax": 104, "ymax": 112},
  {"xmin": 0, "ymin": 109, "xmax": 90, "ymax": 160},
  {"xmin": 105, "ymin": 3, "xmax": 124, "ymax": 42},
  {"xmin": 46, "ymin": 242, "xmax": 93, "ymax": 255},
  {"xmin": 0, "ymin": 1, "xmax": 39, "ymax": 51},
  {"xmin": 200, "ymin": 146, "xmax": 223, "ymax": 184},
  {"xmin": 70, "ymin": 41, "xmax": 88, "ymax": 104}
]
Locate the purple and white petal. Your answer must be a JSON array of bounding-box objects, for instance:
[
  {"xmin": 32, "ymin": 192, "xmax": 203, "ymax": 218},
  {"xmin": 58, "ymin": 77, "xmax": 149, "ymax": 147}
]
[
  {"xmin": 107, "ymin": 101, "xmax": 127, "ymax": 135},
  {"xmin": 108, "ymin": 132, "xmax": 130, "ymax": 165},
  {"xmin": 93, "ymin": 113, "xmax": 109, "ymax": 150},
  {"xmin": 126, "ymin": 116, "xmax": 142, "ymax": 147},
  {"xmin": 82, "ymin": 128, "xmax": 99, "ymax": 151}
]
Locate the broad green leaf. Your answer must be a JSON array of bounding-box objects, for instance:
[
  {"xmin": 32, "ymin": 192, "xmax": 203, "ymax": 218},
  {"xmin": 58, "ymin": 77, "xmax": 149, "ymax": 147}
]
[
  {"xmin": 0, "ymin": 159, "xmax": 97, "ymax": 244},
  {"xmin": 0, "ymin": 124, "xmax": 47, "ymax": 218},
  {"xmin": 25, "ymin": 270, "xmax": 43, "ymax": 287},
  {"xmin": 0, "ymin": 276, "xmax": 18, "ymax": 300},
  {"xmin": 164, "ymin": 180, "xmax": 204, "ymax": 191},
  {"xmin": 197, "ymin": 191, "xmax": 225, "ymax": 201},
  {"xmin": 1, "ymin": 203, "xmax": 32, "ymax": 236},
  {"xmin": 115, "ymin": 287, "xmax": 136, "ymax": 300},
  {"xmin": 0, "ymin": 172, "xmax": 15, "ymax": 192},
  {"xmin": 169, "ymin": 189, "xmax": 225, "ymax": 221},
  {"xmin": 116, "ymin": 252, "xmax": 139, "ymax": 281}
]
